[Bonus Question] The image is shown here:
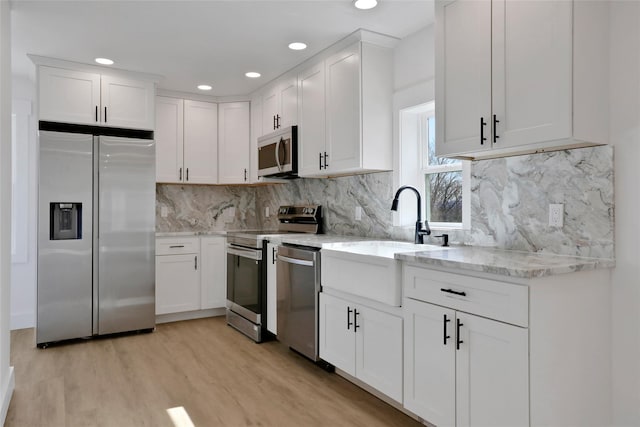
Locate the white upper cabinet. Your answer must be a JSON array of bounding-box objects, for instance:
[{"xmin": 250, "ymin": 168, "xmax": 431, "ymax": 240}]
[
  {"xmin": 298, "ymin": 62, "xmax": 327, "ymax": 176},
  {"xmin": 261, "ymin": 75, "xmax": 298, "ymax": 136},
  {"xmin": 436, "ymin": 0, "xmax": 609, "ymax": 160},
  {"xmin": 298, "ymin": 39, "xmax": 394, "ymax": 177},
  {"xmin": 100, "ymin": 75, "xmax": 155, "ymax": 130},
  {"xmin": 39, "ymin": 65, "xmax": 155, "ymax": 130},
  {"xmin": 183, "ymin": 100, "xmax": 218, "ymax": 184},
  {"xmin": 155, "ymin": 97, "xmax": 218, "ymax": 184},
  {"xmin": 155, "ymin": 97, "xmax": 184, "ymax": 183},
  {"xmin": 218, "ymin": 102, "xmax": 251, "ymax": 184},
  {"xmin": 39, "ymin": 67, "xmax": 101, "ymax": 126}
]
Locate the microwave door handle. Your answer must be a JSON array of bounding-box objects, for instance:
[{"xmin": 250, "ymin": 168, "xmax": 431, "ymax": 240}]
[{"xmin": 275, "ymin": 137, "xmax": 283, "ymax": 171}]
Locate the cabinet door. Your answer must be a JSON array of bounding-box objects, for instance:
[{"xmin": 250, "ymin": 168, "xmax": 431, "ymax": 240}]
[
  {"xmin": 319, "ymin": 293, "xmax": 355, "ymax": 375},
  {"xmin": 262, "ymin": 88, "xmax": 279, "ymax": 135},
  {"xmin": 218, "ymin": 102, "xmax": 250, "ymax": 184},
  {"xmin": 39, "ymin": 66, "xmax": 101, "ymax": 125},
  {"xmin": 100, "ymin": 75, "xmax": 155, "ymax": 130},
  {"xmin": 297, "ymin": 63, "xmax": 326, "ymax": 177},
  {"xmin": 491, "ymin": 0, "xmax": 572, "ymax": 149},
  {"xmin": 184, "ymin": 100, "xmax": 218, "ymax": 184},
  {"xmin": 435, "ymin": 0, "xmax": 492, "ymax": 157},
  {"xmin": 266, "ymin": 243, "xmax": 278, "ymax": 334},
  {"xmin": 455, "ymin": 312, "xmax": 529, "ymax": 427},
  {"xmin": 155, "ymin": 97, "xmax": 184, "ymax": 183},
  {"xmin": 200, "ymin": 236, "xmax": 226, "ymax": 309},
  {"xmin": 404, "ymin": 298, "xmax": 456, "ymax": 426},
  {"xmin": 279, "ymin": 77, "xmax": 298, "ymax": 129},
  {"xmin": 355, "ymin": 304, "xmax": 403, "ymax": 402},
  {"xmin": 155, "ymin": 254, "xmax": 200, "ymax": 315},
  {"xmin": 326, "ymin": 43, "xmax": 361, "ymax": 173}
]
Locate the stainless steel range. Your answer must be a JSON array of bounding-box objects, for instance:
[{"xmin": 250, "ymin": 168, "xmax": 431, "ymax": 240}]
[{"xmin": 225, "ymin": 205, "xmax": 322, "ymax": 342}]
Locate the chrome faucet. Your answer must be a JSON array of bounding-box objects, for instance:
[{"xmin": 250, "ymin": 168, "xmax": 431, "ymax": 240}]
[{"xmin": 391, "ymin": 185, "xmax": 431, "ymax": 244}]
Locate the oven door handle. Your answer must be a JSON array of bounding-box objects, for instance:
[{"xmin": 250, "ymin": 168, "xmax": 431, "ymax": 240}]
[
  {"xmin": 227, "ymin": 246, "xmax": 262, "ymax": 261},
  {"xmin": 277, "ymin": 254, "xmax": 314, "ymax": 267}
]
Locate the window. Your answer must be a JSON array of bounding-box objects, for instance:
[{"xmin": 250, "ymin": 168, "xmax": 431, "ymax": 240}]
[{"xmin": 396, "ymin": 101, "xmax": 469, "ymax": 229}]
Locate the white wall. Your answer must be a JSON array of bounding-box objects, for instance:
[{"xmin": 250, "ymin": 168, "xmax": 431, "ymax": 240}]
[
  {"xmin": 609, "ymin": 2, "xmax": 640, "ymax": 425},
  {"xmin": 0, "ymin": 0, "xmax": 16, "ymax": 423},
  {"xmin": 10, "ymin": 76, "xmax": 37, "ymax": 330}
]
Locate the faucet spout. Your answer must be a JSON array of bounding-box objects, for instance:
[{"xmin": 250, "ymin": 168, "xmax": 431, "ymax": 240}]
[{"xmin": 390, "ymin": 185, "xmax": 431, "ymax": 244}]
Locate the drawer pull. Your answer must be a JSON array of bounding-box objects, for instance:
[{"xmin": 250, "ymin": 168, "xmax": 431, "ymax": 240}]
[
  {"xmin": 456, "ymin": 318, "xmax": 464, "ymax": 350},
  {"xmin": 443, "ymin": 314, "xmax": 451, "ymax": 346},
  {"xmin": 169, "ymin": 245, "xmax": 185, "ymax": 248},
  {"xmin": 440, "ymin": 288, "xmax": 466, "ymax": 297}
]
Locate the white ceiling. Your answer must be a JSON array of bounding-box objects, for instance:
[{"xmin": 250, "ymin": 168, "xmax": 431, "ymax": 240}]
[{"xmin": 11, "ymin": 0, "xmax": 434, "ymax": 97}]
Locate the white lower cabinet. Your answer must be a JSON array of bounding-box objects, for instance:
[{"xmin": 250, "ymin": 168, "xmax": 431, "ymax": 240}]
[
  {"xmin": 266, "ymin": 243, "xmax": 278, "ymax": 334},
  {"xmin": 319, "ymin": 292, "xmax": 403, "ymax": 402},
  {"xmin": 155, "ymin": 236, "xmax": 226, "ymax": 316},
  {"xmin": 199, "ymin": 236, "xmax": 227, "ymax": 309},
  {"xmin": 404, "ymin": 298, "xmax": 528, "ymax": 427},
  {"xmin": 156, "ymin": 249, "xmax": 200, "ymax": 315}
]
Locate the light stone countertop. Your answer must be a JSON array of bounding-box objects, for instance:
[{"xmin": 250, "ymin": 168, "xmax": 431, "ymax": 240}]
[
  {"xmin": 396, "ymin": 246, "xmax": 615, "ymax": 279},
  {"xmin": 155, "ymin": 232, "xmax": 615, "ymax": 278},
  {"xmin": 156, "ymin": 231, "xmax": 227, "ymax": 238}
]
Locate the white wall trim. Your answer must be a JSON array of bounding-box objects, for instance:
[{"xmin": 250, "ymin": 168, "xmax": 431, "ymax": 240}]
[{"xmin": 0, "ymin": 366, "xmax": 14, "ymax": 425}]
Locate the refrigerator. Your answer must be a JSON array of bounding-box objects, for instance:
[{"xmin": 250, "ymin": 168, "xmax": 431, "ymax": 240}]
[{"xmin": 37, "ymin": 128, "xmax": 156, "ymax": 346}]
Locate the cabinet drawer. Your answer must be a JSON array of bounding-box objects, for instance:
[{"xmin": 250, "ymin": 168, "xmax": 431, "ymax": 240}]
[
  {"xmin": 403, "ymin": 265, "xmax": 528, "ymax": 327},
  {"xmin": 156, "ymin": 237, "xmax": 200, "ymax": 255}
]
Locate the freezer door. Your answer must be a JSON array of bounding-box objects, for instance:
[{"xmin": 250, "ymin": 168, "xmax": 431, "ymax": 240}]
[
  {"xmin": 97, "ymin": 135, "xmax": 156, "ymax": 334},
  {"xmin": 37, "ymin": 131, "xmax": 93, "ymax": 345}
]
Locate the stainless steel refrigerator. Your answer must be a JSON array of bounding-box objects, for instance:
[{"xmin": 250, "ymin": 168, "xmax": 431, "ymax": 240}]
[{"xmin": 37, "ymin": 129, "xmax": 155, "ymax": 347}]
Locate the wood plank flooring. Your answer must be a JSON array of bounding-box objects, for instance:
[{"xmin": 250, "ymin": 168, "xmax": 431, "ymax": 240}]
[{"xmin": 6, "ymin": 317, "xmax": 422, "ymax": 427}]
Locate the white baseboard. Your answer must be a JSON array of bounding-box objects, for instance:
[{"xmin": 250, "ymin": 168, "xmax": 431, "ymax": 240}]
[
  {"xmin": 10, "ymin": 311, "xmax": 34, "ymax": 330},
  {"xmin": 0, "ymin": 366, "xmax": 15, "ymax": 425},
  {"xmin": 155, "ymin": 308, "xmax": 225, "ymax": 324}
]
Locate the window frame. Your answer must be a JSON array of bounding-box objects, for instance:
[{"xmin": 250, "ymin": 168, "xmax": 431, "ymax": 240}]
[{"xmin": 394, "ymin": 100, "xmax": 470, "ymax": 230}]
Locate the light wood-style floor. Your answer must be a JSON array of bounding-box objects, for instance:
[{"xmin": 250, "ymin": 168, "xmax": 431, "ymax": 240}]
[{"xmin": 6, "ymin": 317, "xmax": 422, "ymax": 427}]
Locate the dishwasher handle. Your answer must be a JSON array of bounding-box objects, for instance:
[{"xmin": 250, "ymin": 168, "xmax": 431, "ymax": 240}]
[
  {"xmin": 277, "ymin": 254, "xmax": 314, "ymax": 267},
  {"xmin": 227, "ymin": 246, "xmax": 262, "ymax": 261}
]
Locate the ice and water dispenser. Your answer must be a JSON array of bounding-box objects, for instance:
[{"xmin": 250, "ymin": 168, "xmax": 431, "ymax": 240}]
[{"xmin": 50, "ymin": 203, "xmax": 82, "ymax": 240}]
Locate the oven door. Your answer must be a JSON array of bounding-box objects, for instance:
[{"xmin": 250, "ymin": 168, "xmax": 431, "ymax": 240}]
[{"xmin": 226, "ymin": 244, "xmax": 264, "ymax": 324}]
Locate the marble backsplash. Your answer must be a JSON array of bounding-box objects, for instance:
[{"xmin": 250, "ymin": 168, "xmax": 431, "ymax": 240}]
[{"xmin": 157, "ymin": 145, "xmax": 614, "ymax": 259}]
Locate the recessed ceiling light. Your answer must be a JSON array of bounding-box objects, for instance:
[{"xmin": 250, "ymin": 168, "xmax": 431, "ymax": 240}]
[
  {"xmin": 245, "ymin": 72, "xmax": 261, "ymax": 78},
  {"xmin": 95, "ymin": 57, "xmax": 114, "ymax": 65},
  {"xmin": 197, "ymin": 84, "xmax": 212, "ymax": 91},
  {"xmin": 288, "ymin": 42, "xmax": 307, "ymax": 51},
  {"xmin": 354, "ymin": 0, "xmax": 378, "ymax": 10}
]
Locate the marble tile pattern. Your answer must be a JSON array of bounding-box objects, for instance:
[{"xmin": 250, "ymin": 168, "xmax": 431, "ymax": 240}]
[
  {"xmin": 157, "ymin": 146, "xmax": 614, "ymax": 259},
  {"xmin": 156, "ymin": 184, "xmax": 258, "ymax": 232},
  {"xmin": 395, "ymin": 246, "xmax": 616, "ymax": 279}
]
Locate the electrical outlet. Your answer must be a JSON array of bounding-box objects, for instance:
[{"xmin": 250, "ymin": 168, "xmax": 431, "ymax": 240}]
[
  {"xmin": 355, "ymin": 206, "xmax": 362, "ymax": 221},
  {"xmin": 265, "ymin": 206, "xmax": 270, "ymax": 217},
  {"xmin": 160, "ymin": 206, "xmax": 168, "ymax": 218},
  {"xmin": 549, "ymin": 204, "xmax": 564, "ymax": 227}
]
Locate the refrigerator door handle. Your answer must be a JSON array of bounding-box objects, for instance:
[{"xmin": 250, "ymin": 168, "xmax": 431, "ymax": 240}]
[{"xmin": 92, "ymin": 136, "xmax": 100, "ymax": 335}]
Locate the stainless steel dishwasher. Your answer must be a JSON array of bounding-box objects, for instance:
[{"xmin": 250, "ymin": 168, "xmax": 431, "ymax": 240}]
[{"xmin": 276, "ymin": 244, "xmax": 321, "ymax": 362}]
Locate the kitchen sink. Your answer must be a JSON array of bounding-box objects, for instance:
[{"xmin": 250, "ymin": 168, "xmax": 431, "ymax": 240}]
[{"xmin": 321, "ymin": 240, "xmax": 448, "ymax": 306}]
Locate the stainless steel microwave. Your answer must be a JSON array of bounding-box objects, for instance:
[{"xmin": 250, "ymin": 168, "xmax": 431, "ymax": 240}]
[{"xmin": 257, "ymin": 125, "xmax": 298, "ymax": 179}]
